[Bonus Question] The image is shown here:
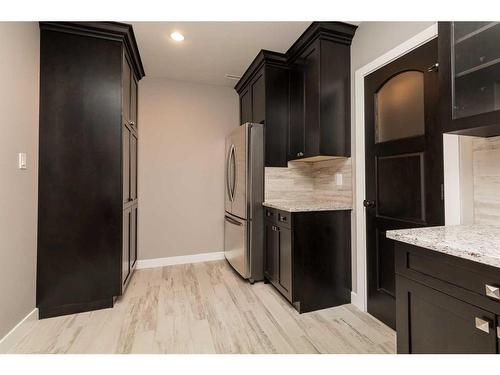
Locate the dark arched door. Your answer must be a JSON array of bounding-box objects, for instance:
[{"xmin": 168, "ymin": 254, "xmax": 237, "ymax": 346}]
[{"xmin": 364, "ymin": 38, "xmax": 444, "ymax": 329}]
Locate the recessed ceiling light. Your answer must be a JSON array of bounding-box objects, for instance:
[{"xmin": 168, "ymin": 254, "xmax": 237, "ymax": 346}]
[{"xmin": 170, "ymin": 32, "xmax": 184, "ymax": 42}]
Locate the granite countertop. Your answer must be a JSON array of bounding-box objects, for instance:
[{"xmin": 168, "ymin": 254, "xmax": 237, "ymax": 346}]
[
  {"xmin": 262, "ymin": 200, "xmax": 352, "ymax": 213},
  {"xmin": 386, "ymin": 225, "xmax": 500, "ymax": 268}
]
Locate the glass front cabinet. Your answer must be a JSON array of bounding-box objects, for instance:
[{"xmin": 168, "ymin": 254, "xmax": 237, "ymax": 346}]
[{"xmin": 439, "ymin": 22, "xmax": 500, "ymax": 136}]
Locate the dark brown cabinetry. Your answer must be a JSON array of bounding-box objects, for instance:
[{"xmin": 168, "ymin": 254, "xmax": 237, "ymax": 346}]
[
  {"xmin": 395, "ymin": 241, "xmax": 500, "ymax": 353},
  {"xmin": 287, "ymin": 23, "xmax": 355, "ymax": 160},
  {"xmin": 264, "ymin": 210, "xmax": 293, "ymax": 302},
  {"xmin": 264, "ymin": 207, "xmax": 351, "ymax": 313},
  {"xmin": 122, "ymin": 52, "xmax": 139, "ymax": 287},
  {"xmin": 235, "ymin": 51, "xmax": 289, "ymax": 167},
  {"xmin": 236, "ymin": 22, "xmax": 356, "ymax": 165},
  {"xmin": 37, "ymin": 22, "xmax": 145, "ymax": 319},
  {"xmin": 439, "ymin": 22, "xmax": 500, "ymax": 137}
]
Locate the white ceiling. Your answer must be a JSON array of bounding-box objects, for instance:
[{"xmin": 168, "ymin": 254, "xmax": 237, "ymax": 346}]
[{"xmin": 131, "ymin": 22, "xmax": 312, "ymax": 87}]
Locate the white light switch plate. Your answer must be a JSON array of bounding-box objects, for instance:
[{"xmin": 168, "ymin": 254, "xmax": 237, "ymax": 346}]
[
  {"xmin": 18, "ymin": 153, "xmax": 27, "ymax": 170},
  {"xmin": 335, "ymin": 172, "xmax": 343, "ymax": 186}
]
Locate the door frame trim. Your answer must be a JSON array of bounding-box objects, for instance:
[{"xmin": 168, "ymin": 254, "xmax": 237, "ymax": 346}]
[{"xmin": 352, "ymin": 23, "xmax": 438, "ymax": 311}]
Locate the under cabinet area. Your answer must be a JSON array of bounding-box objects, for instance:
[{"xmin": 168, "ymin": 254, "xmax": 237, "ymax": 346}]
[
  {"xmin": 263, "ymin": 206, "xmax": 352, "ymax": 313},
  {"xmin": 395, "ymin": 242, "xmax": 500, "ymax": 353}
]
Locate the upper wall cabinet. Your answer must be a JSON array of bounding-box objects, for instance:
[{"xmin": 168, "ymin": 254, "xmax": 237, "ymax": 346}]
[
  {"xmin": 235, "ymin": 22, "xmax": 357, "ymax": 166},
  {"xmin": 439, "ymin": 22, "xmax": 500, "ymax": 137},
  {"xmin": 288, "ymin": 22, "xmax": 356, "ymax": 161},
  {"xmin": 235, "ymin": 51, "xmax": 289, "ymax": 167}
]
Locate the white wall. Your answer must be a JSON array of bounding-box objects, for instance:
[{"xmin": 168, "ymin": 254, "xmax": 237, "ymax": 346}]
[
  {"xmin": 350, "ymin": 22, "xmax": 435, "ymax": 295},
  {"xmin": 138, "ymin": 78, "xmax": 239, "ymax": 260},
  {"xmin": 0, "ymin": 23, "xmax": 39, "ymax": 339}
]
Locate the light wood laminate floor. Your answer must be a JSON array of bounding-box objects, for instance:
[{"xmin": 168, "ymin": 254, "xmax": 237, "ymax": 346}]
[{"xmin": 8, "ymin": 260, "xmax": 395, "ymax": 354}]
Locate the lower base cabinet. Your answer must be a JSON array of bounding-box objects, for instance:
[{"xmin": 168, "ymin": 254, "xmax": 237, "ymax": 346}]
[
  {"xmin": 264, "ymin": 207, "xmax": 351, "ymax": 313},
  {"xmin": 395, "ymin": 242, "xmax": 500, "ymax": 354}
]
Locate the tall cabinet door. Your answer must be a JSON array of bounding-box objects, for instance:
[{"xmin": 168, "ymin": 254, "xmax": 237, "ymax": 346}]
[
  {"xmin": 122, "ymin": 207, "xmax": 131, "ymax": 285},
  {"xmin": 130, "ymin": 205, "xmax": 137, "ymax": 268},
  {"xmin": 130, "ymin": 134, "xmax": 137, "ymax": 201},
  {"xmin": 123, "ymin": 55, "xmax": 131, "ymax": 126},
  {"xmin": 130, "ymin": 76, "xmax": 138, "ymax": 130},
  {"xmin": 123, "ymin": 126, "xmax": 131, "ymax": 203}
]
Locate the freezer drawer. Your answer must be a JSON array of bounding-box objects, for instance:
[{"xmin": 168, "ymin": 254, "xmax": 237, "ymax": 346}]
[{"xmin": 224, "ymin": 214, "xmax": 249, "ymax": 278}]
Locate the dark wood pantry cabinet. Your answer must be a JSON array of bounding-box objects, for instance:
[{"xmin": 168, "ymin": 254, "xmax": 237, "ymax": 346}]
[
  {"xmin": 37, "ymin": 22, "xmax": 145, "ymax": 319},
  {"xmin": 264, "ymin": 207, "xmax": 352, "ymax": 313},
  {"xmin": 395, "ymin": 242, "xmax": 500, "ymax": 353},
  {"xmin": 235, "ymin": 51, "xmax": 290, "ymax": 167},
  {"xmin": 439, "ymin": 22, "xmax": 500, "ymax": 137}
]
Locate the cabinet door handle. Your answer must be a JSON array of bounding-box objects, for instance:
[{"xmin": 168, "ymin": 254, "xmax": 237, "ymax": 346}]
[
  {"xmin": 497, "ymin": 326, "xmax": 500, "ymax": 339},
  {"xmin": 485, "ymin": 284, "xmax": 500, "ymax": 300},
  {"xmin": 475, "ymin": 317, "xmax": 491, "ymax": 333}
]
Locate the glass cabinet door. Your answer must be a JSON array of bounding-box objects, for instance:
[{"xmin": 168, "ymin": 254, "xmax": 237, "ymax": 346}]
[{"xmin": 452, "ymin": 22, "xmax": 500, "ymax": 119}]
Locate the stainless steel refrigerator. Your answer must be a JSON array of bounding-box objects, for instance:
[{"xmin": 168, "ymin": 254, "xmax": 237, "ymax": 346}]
[{"xmin": 224, "ymin": 122, "xmax": 264, "ymax": 283}]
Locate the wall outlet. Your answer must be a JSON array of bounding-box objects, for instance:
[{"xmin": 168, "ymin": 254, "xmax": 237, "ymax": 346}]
[
  {"xmin": 18, "ymin": 153, "xmax": 27, "ymax": 170},
  {"xmin": 335, "ymin": 172, "xmax": 343, "ymax": 186}
]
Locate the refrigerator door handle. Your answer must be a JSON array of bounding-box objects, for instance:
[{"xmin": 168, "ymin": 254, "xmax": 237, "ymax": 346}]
[
  {"xmin": 225, "ymin": 215, "xmax": 243, "ymax": 226},
  {"xmin": 230, "ymin": 145, "xmax": 236, "ymax": 202},
  {"xmin": 226, "ymin": 144, "xmax": 235, "ymax": 202}
]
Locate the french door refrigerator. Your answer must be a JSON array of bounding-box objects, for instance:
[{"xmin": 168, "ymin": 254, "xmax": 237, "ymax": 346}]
[{"xmin": 224, "ymin": 122, "xmax": 264, "ymax": 283}]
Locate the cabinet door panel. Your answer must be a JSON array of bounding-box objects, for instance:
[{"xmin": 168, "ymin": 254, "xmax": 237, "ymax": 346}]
[
  {"xmin": 240, "ymin": 87, "xmax": 252, "ymax": 125},
  {"xmin": 289, "ymin": 66, "xmax": 305, "ymax": 159},
  {"xmin": 278, "ymin": 227, "xmax": 292, "ymax": 295},
  {"xmin": 131, "ymin": 133, "xmax": 137, "ymax": 201},
  {"xmin": 396, "ymin": 275, "xmax": 497, "ymax": 354},
  {"xmin": 122, "ymin": 125, "xmax": 130, "ymax": 204},
  {"xmin": 130, "ymin": 205, "xmax": 137, "ymax": 267},
  {"xmin": 251, "ymin": 72, "xmax": 265, "ymax": 124},
  {"xmin": 130, "ymin": 75, "xmax": 138, "ymax": 129},
  {"xmin": 302, "ymin": 42, "xmax": 320, "ymax": 157},
  {"xmin": 265, "ymin": 222, "xmax": 278, "ymax": 282},
  {"xmin": 123, "ymin": 55, "xmax": 131, "ymax": 125},
  {"xmin": 122, "ymin": 208, "xmax": 131, "ymax": 285}
]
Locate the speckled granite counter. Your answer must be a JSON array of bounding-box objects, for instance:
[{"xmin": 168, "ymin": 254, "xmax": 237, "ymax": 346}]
[
  {"xmin": 262, "ymin": 200, "xmax": 352, "ymax": 213},
  {"xmin": 386, "ymin": 225, "xmax": 500, "ymax": 268}
]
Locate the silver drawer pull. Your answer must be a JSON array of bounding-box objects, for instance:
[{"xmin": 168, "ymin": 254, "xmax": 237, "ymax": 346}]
[
  {"xmin": 497, "ymin": 326, "xmax": 500, "ymax": 339},
  {"xmin": 475, "ymin": 317, "xmax": 490, "ymax": 333},
  {"xmin": 485, "ymin": 284, "xmax": 500, "ymax": 300}
]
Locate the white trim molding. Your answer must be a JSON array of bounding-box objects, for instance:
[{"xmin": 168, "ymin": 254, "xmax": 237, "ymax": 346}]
[
  {"xmin": 353, "ymin": 23, "xmax": 438, "ymax": 312},
  {"xmin": 136, "ymin": 251, "xmax": 225, "ymax": 270},
  {"xmin": 0, "ymin": 308, "xmax": 38, "ymax": 353}
]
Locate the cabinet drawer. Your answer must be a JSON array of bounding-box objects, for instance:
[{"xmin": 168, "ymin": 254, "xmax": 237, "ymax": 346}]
[
  {"xmin": 395, "ymin": 242, "xmax": 500, "ymax": 306},
  {"xmin": 276, "ymin": 210, "xmax": 291, "ymax": 229}
]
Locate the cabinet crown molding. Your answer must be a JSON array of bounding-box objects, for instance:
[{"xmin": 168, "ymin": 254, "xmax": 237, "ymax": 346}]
[
  {"xmin": 39, "ymin": 22, "xmax": 146, "ymax": 80},
  {"xmin": 235, "ymin": 22, "xmax": 357, "ymax": 93}
]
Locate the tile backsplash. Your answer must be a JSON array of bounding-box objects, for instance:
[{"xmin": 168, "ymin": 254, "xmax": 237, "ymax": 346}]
[
  {"xmin": 264, "ymin": 158, "xmax": 352, "ymax": 206},
  {"xmin": 472, "ymin": 136, "xmax": 500, "ymax": 225}
]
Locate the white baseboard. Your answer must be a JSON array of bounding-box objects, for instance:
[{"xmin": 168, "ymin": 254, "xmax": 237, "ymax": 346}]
[
  {"xmin": 350, "ymin": 291, "xmax": 365, "ymax": 311},
  {"xmin": 0, "ymin": 308, "xmax": 38, "ymax": 353},
  {"xmin": 136, "ymin": 251, "xmax": 225, "ymax": 270}
]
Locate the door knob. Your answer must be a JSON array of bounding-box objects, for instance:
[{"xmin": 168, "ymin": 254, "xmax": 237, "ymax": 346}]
[
  {"xmin": 475, "ymin": 317, "xmax": 490, "ymax": 333},
  {"xmin": 485, "ymin": 284, "xmax": 500, "ymax": 300},
  {"xmin": 363, "ymin": 199, "xmax": 376, "ymax": 208}
]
